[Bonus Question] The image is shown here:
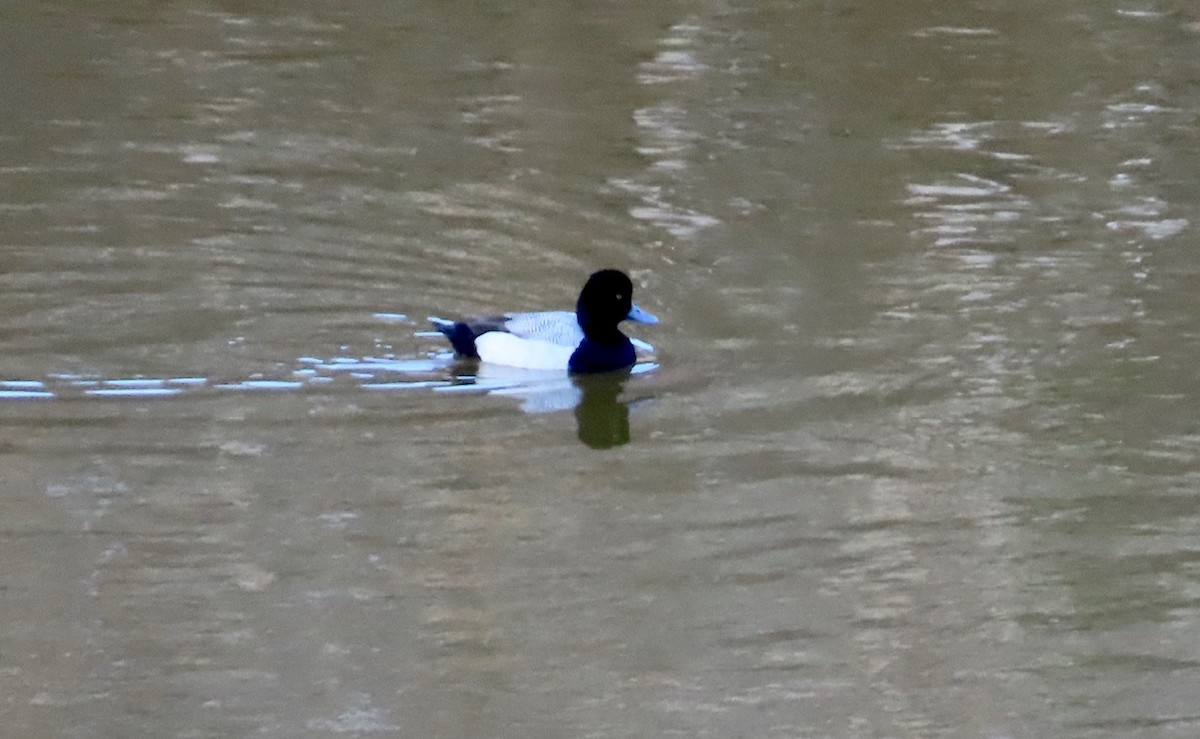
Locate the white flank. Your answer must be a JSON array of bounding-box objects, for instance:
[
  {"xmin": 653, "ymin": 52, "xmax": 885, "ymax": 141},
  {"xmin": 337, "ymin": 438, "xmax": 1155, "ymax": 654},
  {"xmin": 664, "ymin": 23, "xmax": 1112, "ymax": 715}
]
[{"xmin": 475, "ymin": 332, "xmax": 575, "ymax": 370}]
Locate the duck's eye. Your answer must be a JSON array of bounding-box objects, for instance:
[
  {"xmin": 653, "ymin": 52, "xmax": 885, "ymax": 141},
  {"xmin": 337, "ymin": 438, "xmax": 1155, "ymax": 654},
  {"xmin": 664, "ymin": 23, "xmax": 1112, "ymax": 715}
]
[{"xmin": 616, "ymin": 293, "xmax": 625, "ymax": 301}]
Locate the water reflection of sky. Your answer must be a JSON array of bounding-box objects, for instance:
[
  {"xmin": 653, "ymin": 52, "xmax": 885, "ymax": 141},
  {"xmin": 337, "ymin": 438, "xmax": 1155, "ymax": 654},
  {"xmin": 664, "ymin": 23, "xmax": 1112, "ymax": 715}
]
[
  {"xmin": 1, "ymin": 326, "xmax": 659, "ymax": 446},
  {"xmin": 0, "ymin": 357, "xmax": 656, "ymax": 406}
]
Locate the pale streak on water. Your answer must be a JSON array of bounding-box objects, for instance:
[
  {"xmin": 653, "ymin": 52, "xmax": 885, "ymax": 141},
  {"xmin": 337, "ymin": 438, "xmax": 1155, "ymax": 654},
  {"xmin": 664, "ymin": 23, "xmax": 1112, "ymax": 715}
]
[{"xmin": 3, "ymin": 1, "xmax": 1200, "ymax": 737}]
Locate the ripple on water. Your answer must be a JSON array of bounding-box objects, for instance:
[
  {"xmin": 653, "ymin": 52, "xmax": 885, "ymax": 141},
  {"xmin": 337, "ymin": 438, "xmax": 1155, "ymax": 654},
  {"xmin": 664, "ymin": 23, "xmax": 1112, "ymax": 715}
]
[{"xmin": 904, "ymin": 174, "xmax": 1031, "ymax": 248}]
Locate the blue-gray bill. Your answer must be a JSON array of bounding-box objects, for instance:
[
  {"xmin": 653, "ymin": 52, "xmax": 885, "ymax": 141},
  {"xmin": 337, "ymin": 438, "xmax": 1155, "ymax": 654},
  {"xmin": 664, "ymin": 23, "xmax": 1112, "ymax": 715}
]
[{"xmin": 626, "ymin": 304, "xmax": 659, "ymax": 325}]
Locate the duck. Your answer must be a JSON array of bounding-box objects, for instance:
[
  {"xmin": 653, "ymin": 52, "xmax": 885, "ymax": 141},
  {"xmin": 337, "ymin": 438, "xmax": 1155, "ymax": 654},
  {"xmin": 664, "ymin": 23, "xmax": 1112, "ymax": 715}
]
[{"xmin": 429, "ymin": 269, "xmax": 658, "ymax": 374}]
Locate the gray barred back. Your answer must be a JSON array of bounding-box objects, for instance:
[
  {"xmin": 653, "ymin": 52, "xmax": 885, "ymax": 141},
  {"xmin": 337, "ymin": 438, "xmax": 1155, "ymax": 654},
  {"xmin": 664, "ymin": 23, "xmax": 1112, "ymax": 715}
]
[{"xmin": 502, "ymin": 311, "xmax": 584, "ymax": 347}]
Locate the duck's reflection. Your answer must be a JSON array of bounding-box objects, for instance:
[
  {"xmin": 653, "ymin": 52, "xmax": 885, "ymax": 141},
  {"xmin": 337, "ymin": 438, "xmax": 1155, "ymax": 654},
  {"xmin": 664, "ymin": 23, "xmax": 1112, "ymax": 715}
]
[
  {"xmin": 447, "ymin": 362, "xmax": 652, "ymax": 449},
  {"xmin": 572, "ymin": 371, "xmax": 632, "ymax": 449}
]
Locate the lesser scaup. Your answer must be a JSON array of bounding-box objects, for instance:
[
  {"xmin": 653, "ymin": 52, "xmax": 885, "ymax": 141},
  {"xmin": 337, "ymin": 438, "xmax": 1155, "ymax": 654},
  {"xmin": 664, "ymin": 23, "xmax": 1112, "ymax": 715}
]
[{"xmin": 429, "ymin": 269, "xmax": 658, "ymax": 374}]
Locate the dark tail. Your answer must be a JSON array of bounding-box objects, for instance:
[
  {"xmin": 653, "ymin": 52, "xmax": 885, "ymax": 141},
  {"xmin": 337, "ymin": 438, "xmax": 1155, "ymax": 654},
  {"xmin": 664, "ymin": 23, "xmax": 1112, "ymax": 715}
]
[{"xmin": 429, "ymin": 317, "xmax": 480, "ymax": 358}]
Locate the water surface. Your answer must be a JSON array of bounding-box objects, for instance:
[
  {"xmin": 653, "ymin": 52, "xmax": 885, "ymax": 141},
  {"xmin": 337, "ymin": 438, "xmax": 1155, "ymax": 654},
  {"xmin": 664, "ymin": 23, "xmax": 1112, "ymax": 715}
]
[{"xmin": 3, "ymin": 1, "xmax": 1200, "ymax": 736}]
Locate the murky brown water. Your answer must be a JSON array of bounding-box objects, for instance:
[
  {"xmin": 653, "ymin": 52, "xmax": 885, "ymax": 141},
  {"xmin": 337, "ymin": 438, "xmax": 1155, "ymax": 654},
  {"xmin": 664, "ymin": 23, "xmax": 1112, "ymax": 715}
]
[{"xmin": 4, "ymin": 1, "xmax": 1200, "ymax": 736}]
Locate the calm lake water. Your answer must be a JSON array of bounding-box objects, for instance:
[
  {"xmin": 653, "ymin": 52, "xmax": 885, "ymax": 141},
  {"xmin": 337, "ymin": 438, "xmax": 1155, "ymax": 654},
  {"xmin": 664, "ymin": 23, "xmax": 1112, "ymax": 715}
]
[{"xmin": 4, "ymin": 1, "xmax": 1200, "ymax": 736}]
